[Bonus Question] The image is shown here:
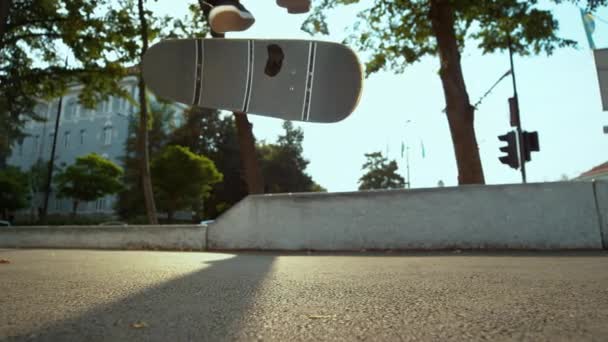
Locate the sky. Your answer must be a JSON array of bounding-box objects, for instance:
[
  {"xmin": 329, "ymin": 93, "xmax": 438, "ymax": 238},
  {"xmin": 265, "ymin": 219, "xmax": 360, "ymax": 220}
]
[{"xmin": 148, "ymin": 0, "xmax": 608, "ymax": 192}]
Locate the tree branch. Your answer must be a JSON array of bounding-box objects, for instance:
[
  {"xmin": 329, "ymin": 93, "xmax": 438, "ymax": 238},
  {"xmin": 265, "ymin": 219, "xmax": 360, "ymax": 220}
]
[
  {"xmin": 2, "ymin": 32, "xmax": 63, "ymax": 45},
  {"xmin": 6, "ymin": 17, "xmax": 68, "ymax": 31}
]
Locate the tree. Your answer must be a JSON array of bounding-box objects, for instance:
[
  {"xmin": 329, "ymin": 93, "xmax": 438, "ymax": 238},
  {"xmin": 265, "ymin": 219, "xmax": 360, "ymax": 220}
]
[
  {"xmin": 196, "ymin": 1, "xmax": 265, "ymax": 195},
  {"xmin": 54, "ymin": 154, "xmax": 124, "ymax": 216},
  {"xmin": 170, "ymin": 107, "xmax": 249, "ymax": 219},
  {"xmin": 172, "ymin": 115, "xmax": 325, "ymax": 217},
  {"xmin": 134, "ymin": 0, "xmax": 159, "ymax": 224},
  {"xmin": 116, "ymin": 101, "xmax": 178, "ymax": 219},
  {"xmin": 0, "ymin": 166, "xmax": 29, "ymax": 220},
  {"xmin": 109, "ymin": 0, "xmax": 210, "ymax": 224},
  {"xmin": 28, "ymin": 159, "xmax": 50, "ymax": 197},
  {"xmin": 303, "ymin": 0, "xmax": 606, "ymax": 185},
  {"xmin": 258, "ymin": 121, "xmax": 324, "ymax": 193},
  {"xmin": 358, "ymin": 152, "xmax": 405, "ymax": 190},
  {"xmin": 151, "ymin": 145, "xmax": 222, "ymax": 222},
  {"xmin": 234, "ymin": 112, "xmax": 266, "ymax": 194},
  {"xmin": 310, "ymin": 182, "xmax": 327, "ymax": 192},
  {"xmin": 0, "ymin": 0, "xmax": 141, "ymax": 166},
  {"xmin": 27, "ymin": 158, "xmax": 57, "ymax": 217}
]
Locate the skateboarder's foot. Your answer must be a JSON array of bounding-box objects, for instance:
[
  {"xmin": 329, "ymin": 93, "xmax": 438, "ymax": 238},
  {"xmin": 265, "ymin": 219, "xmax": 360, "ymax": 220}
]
[
  {"xmin": 208, "ymin": 0, "xmax": 255, "ymax": 33},
  {"xmin": 276, "ymin": 0, "xmax": 310, "ymax": 14}
]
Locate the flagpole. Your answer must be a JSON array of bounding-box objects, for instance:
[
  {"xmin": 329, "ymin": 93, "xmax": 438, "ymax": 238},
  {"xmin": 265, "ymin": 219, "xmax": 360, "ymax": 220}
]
[
  {"xmin": 404, "ymin": 120, "xmax": 413, "ymax": 189},
  {"xmin": 406, "ymin": 145, "xmax": 410, "ymax": 189}
]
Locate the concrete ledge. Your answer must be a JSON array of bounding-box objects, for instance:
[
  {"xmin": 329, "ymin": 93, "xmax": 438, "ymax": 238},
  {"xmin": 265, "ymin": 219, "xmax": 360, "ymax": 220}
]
[
  {"xmin": 208, "ymin": 182, "xmax": 604, "ymax": 251},
  {"xmin": 0, "ymin": 225, "xmax": 206, "ymax": 250},
  {"xmin": 594, "ymin": 181, "xmax": 608, "ymax": 249}
]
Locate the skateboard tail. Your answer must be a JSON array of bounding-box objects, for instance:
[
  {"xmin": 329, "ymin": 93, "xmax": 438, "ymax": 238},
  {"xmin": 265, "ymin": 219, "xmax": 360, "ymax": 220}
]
[{"xmin": 142, "ymin": 39, "xmax": 200, "ymax": 105}]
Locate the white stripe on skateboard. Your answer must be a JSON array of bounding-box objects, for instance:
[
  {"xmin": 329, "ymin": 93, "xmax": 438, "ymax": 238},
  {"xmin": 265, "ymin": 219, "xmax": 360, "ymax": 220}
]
[
  {"xmin": 248, "ymin": 41, "xmax": 255, "ymax": 110},
  {"xmin": 243, "ymin": 40, "xmax": 254, "ymax": 112},
  {"xmin": 307, "ymin": 42, "xmax": 317, "ymax": 121},
  {"xmin": 302, "ymin": 42, "xmax": 317, "ymax": 122},
  {"xmin": 302, "ymin": 42, "xmax": 312, "ymax": 121},
  {"xmin": 196, "ymin": 39, "xmax": 205, "ymax": 107},
  {"xmin": 192, "ymin": 39, "xmax": 198, "ymax": 104}
]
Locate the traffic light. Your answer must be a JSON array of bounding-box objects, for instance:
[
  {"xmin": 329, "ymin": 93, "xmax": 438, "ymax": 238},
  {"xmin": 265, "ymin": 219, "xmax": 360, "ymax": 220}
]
[
  {"xmin": 522, "ymin": 131, "xmax": 540, "ymax": 162},
  {"xmin": 498, "ymin": 131, "xmax": 519, "ymax": 169},
  {"xmin": 508, "ymin": 97, "xmax": 520, "ymax": 127}
]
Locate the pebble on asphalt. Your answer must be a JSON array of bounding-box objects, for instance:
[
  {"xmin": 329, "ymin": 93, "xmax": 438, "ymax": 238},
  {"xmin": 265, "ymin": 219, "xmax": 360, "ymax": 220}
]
[{"xmin": 130, "ymin": 321, "xmax": 148, "ymax": 329}]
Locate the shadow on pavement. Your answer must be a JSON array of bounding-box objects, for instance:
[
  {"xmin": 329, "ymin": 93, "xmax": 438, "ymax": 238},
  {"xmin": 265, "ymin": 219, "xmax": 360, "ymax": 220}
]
[
  {"xmin": 5, "ymin": 252, "xmax": 276, "ymax": 342},
  {"xmin": 217, "ymin": 250, "xmax": 608, "ymax": 257}
]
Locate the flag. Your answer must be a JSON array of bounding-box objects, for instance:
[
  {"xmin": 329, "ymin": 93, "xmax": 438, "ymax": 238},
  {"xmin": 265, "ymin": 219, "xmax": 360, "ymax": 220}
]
[
  {"xmin": 581, "ymin": 8, "xmax": 596, "ymax": 50},
  {"xmin": 401, "ymin": 142, "xmax": 405, "ymax": 158},
  {"xmin": 420, "ymin": 140, "xmax": 426, "ymax": 158}
]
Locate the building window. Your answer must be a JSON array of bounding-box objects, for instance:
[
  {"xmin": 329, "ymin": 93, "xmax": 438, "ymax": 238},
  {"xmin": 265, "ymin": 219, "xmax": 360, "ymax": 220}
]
[
  {"xmin": 80, "ymin": 105, "xmax": 92, "ymax": 119},
  {"xmin": 130, "ymin": 85, "xmax": 138, "ymax": 114},
  {"xmin": 103, "ymin": 127, "xmax": 112, "ymax": 145},
  {"xmin": 80, "ymin": 129, "xmax": 86, "ymax": 145},
  {"xmin": 96, "ymin": 197, "xmax": 105, "ymax": 211},
  {"xmin": 95, "ymin": 99, "xmax": 106, "ymax": 114},
  {"xmin": 48, "ymin": 102, "xmax": 59, "ymax": 123},
  {"xmin": 64, "ymin": 99, "xmax": 78, "ymax": 121},
  {"xmin": 64, "ymin": 131, "xmax": 71, "ymax": 149},
  {"xmin": 111, "ymin": 96, "xmax": 122, "ymax": 113},
  {"xmin": 35, "ymin": 104, "xmax": 48, "ymax": 120},
  {"xmin": 55, "ymin": 198, "xmax": 62, "ymax": 210}
]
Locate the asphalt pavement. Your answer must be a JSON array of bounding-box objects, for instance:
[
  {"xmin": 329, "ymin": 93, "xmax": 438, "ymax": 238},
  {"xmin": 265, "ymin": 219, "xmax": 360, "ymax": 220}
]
[{"xmin": 1, "ymin": 249, "xmax": 607, "ymax": 341}]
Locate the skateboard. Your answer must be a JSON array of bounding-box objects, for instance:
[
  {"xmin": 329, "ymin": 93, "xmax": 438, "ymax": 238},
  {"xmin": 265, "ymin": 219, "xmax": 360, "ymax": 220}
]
[{"xmin": 142, "ymin": 38, "xmax": 363, "ymax": 123}]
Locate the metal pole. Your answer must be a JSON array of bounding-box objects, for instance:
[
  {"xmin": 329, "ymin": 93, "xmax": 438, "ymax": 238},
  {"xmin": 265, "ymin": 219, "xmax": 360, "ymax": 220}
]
[
  {"xmin": 406, "ymin": 145, "xmax": 410, "ymax": 189},
  {"xmin": 507, "ymin": 34, "xmax": 526, "ymax": 183},
  {"xmin": 40, "ymin": 57, "xmax": 68, "ymax": 222}
]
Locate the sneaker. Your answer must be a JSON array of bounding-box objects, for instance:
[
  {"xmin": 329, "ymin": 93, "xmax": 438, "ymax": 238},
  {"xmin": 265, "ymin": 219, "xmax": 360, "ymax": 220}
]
[
  {"xmin": 208, "ymin": 0, "xmax": 255, "ymax": 33},
  {"xmin": 276, "ymin": 0, "xmax": 311, "ymax": 14}
]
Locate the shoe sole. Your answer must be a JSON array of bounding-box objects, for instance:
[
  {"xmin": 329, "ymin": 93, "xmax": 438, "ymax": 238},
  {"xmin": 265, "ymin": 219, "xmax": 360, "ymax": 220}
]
[
  {"xmin": 209, "ymin": 7, "xmax": 255, "ymax": 33},
  {"xmin": 276, "ymin": 0, "xmax": 310, "ymax": 13}
]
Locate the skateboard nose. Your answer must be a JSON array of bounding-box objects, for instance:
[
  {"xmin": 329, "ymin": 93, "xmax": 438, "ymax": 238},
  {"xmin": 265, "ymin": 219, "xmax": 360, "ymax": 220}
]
[{"xmin": 143, "ymin": 39, "xmax": 199, "ymax": 105}]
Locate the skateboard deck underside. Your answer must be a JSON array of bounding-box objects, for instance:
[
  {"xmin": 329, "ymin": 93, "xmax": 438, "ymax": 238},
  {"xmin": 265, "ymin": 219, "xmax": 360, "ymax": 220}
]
[{"xmin": 143, "ymin": 39, "xmax": 363, "ymax": 123}]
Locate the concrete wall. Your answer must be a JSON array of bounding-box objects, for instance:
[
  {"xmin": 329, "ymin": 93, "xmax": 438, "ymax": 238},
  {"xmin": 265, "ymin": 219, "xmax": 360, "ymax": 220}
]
[
  {"xmin": 0, "ymin": 225, "xmax": 206, "ymax": 251},
  {"xmin": 594, "ymin": 181, "xmax": 608, "ymax": 249},
  {"xmin": 208, "ymin": 182, "xmax": 605, "ymax": 251},
  {"xmin": 3, "ymin": 182, "xmax": 606, "ymax": 251}
]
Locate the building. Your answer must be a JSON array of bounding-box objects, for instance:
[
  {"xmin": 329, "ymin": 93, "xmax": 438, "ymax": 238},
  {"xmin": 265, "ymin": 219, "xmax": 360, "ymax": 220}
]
[
  {"xmin": 7, "ymin": 76, "xmax": 183, "ymax": 217},
  {"xmin": 576, "ymin": 161, "xmax": 608, "ymax": 181}
]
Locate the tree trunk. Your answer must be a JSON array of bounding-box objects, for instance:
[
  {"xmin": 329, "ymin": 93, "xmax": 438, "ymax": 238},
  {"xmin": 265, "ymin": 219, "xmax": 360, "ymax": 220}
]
[
  {"xmin": 137, "ymin": 0, "xmax": 159, "ymax": 224},
  {"xmin": 429, "ymin": 0, "xmax": 485, "ymax": 185},
  {"xmin": 167, "ymin": 210, "xmax": 174, "ymax": 223},
  {"xmin": 197, "ymin": 1, "xmax": 265, "ymax": 194},
  {"xmin": 72, "ymin": 200, "xmax": 78, "ymax": 218},
  {"xmin": 0, "ymin": 0, "xmax": 11, "ymax": 50},
  {"xmin": 234, "ymin": 112, "xmax": 265, "ymax": 194}
]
